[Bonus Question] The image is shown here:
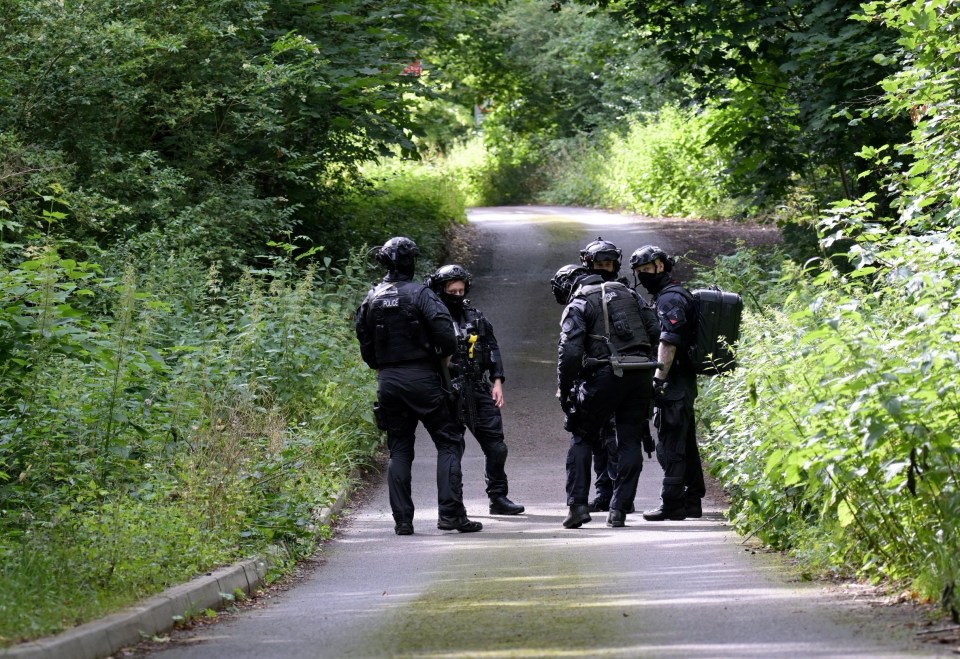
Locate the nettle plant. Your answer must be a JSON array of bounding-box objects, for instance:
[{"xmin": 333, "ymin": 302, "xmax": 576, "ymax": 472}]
[{"xmin": 699, "ymin": 232, "xmax": 960, "ymax": 619}]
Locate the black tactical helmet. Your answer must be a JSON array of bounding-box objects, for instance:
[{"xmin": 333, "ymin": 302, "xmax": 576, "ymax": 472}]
[
  {"xmin": 551, "ymin": 263, "xmax": 589, "ymax": 305},
  {"xmin": 580, "ymin": 236, "xmax": 622, "ymax": 272},
  {"xmin": 629, "ymin": 244, "xmax": 673, "ymax": 272},
  {"xmin": 428, "ymin": 264, "xmax": 472, "ymax": 295},
  {"xmin": 376, "ymin": 236, "xmax": 420, "ymax": 272}
]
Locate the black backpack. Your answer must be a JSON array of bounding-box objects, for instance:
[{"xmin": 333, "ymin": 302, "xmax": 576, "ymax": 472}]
[
  {"xmin": 666, "ymin": 284, "xmax": 743, "ymax": 375},
  {"xmin": 687, "ymin": 286, "xmax": 743, "ymax": 375}
]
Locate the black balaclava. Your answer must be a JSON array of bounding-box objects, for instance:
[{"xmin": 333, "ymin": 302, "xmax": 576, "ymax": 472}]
[
  {"xmin": 636, "ymin": 271, "xmax": 671, "ymax": 295},
  {"xmin": 440, "ymin": 292, "xmax": 465, "ymax": 315},
  {"xmin": 593, "ymin": 267, "xmax": 619, "ymax": 283}
]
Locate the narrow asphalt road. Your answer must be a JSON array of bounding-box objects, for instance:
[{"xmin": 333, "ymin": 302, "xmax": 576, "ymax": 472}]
[{"xmin": 150, "ymin": 207, "xmax": 940, "ymax": 658}]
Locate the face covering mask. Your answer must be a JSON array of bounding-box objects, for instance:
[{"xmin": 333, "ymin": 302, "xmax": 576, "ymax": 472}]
[
  {"xmin": 636, "ymin": 271, "xmax": 669, "ymax": 294},
  {"xmin": 440, "ymin": 293, "xmax": 465, "ymax": 312}
]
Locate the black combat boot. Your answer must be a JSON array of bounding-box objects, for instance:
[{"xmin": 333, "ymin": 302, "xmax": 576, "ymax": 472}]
[
  {"xmin": 642, "ymin": 502, "xmax": 687, "ymax": 521},
  {"xmin": 563, "ymin": 504, "xmax": 592, "ymax": 529},
  {"xmin": 489, "ymin": 496, "xmax": 525, "ymax": 515},
  {"xmin": 684, "ymin": 497, "xmax": 703, "ymax": 518},
  {"xmin": 588, "ymin": 497, "xmax": 611, "ymax": 512},
  {"xmin": 606, "ymin": 509, "xmax": 626, "ymax": 528},
  {"xmin": 437, "ymin": 515, "xmax": 483, "ymax": 532},
  {"xmin": 394, "ymin": 521, "xmax": 414, "ymax": 535}
]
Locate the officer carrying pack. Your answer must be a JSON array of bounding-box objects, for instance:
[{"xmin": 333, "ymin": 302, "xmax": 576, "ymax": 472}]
[{"xmin": 630, "ymin": 245, "xmax": 743, "ymax": 376}]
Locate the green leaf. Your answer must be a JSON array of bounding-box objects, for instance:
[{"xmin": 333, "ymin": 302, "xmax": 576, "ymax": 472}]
[{"xmin": 836, "ymin": 499, "xmax": 855, "ymax": 528}]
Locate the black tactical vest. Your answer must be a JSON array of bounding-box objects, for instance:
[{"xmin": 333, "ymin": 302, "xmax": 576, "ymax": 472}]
[
  {"xmin": 452, "ymin": 306, "xmax": 490, "ymax": 377},
  {"xmin": 575, "ymin": 281, "xmax": 650, "ymax": 359},
  {"xmin": 366, "ymin": 280, "xmax": 434, "ymax": 365}
]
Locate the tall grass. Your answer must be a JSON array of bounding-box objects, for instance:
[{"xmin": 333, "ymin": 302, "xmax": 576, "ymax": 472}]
[{"xmin": 0, "ymin": 246, "xmax": 382, "ymax": 644}]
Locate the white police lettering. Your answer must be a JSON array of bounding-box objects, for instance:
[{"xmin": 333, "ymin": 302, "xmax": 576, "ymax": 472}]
[
  {"xmin": 381, "ymin": 298, "xmax": 400, "ymax": 308},
  {"xmin": 603, "ymin": 291, "xmax": 617, "ymax": 302}
]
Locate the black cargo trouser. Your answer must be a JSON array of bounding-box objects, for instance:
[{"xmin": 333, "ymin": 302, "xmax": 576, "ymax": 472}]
[
  {"xmin": 654, "ymin": 396, "xmax": 705, "ymax": 511},
  {"xmin": 377, "ymin": 366, "xmax": 467, "ymax": 523},
  {"xmin": 566, "ymin": 367, "xmax": 652, "ymax": 511},
  {"xmin": 463, "ymin": 382, "xmax": 510, "ymax": 498},
  {"xmin": 592, "ymin": 418, "xmax": 618, "ymax": 500}
]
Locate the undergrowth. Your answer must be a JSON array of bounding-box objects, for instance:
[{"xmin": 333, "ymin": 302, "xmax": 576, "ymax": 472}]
[{"xmin": 695, "ymin": 237, "xmax": 960, "ymax": 620}]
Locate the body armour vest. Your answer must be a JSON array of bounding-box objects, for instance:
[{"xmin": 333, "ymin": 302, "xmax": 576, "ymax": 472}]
[
  {"xmin": 575, "ymin": 281, "xmax": 650, "ymax": 360},
  {"xmin": 451, "ymin": 306, "xmax": 491, "ymax": 378},
  {"xmin": 367, "ymin": 280, "xmax": 434, "ymax": 365}
]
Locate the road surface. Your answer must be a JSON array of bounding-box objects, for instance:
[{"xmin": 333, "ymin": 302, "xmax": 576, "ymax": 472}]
[{"xmin": 150, "ymin": 207, "xmax": 939, "ymax": 658}]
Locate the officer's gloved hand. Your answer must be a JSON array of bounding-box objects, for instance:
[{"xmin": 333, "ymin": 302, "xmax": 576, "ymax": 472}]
[
  {"xmin": 652, "ymin": 377, "xmax": 668, "ymax": 406},
  {"xmin": 641, "ymin": 426, "xmax": 655, "ymax": 458}
]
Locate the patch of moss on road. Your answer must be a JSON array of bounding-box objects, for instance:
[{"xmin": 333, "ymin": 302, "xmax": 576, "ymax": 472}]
[{"xmin": 366, "ymin": 542, "xmax": 647, "ymax": 658}]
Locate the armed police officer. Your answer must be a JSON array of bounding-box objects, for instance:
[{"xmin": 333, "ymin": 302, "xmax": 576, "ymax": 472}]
[
  {"xmin": 630, "ymin": 245, "xmax": 705, "ymax": 521},
  {"xmin": 428, "ymin": 264, "xmax": 525, "ymax": 516},
  {"xmin": 355, "ymin": 237, "xmax": 482, "ymax": 536},
  {"xmin": 576, "ymin": 238, "xmax": 650, "ymax": 514},
  {"xmin": 552, "ymin": 240, "xmax": 660, "ymax": 529}
]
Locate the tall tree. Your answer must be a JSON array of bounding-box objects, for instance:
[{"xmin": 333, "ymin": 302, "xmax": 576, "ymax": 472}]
[
  {"xmin": 0, "ymin": 0, "xmax": 456, "ymax": 263},
  {"xmin": 587, "ymin": 0, "xmax": 911, "ymax": 207}
]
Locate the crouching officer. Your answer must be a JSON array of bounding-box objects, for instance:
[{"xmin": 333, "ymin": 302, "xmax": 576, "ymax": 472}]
[
  {"xmin": 428, "ymin": 264, "xmax": 525, "ymax": 516},
  {"xmin": 630, "ymin": 245, "xmax": 705, "ymax": 521},
  {"xmin": 551, "ymin": 254, "xmax": 660, "ymax": 529},
  {"xmin": 355, "ymin": 237, "xmax": 482, "ymax": 535}
]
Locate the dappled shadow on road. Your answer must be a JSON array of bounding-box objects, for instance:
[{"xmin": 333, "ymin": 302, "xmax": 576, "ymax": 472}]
[{"xmin": 320, "ymin": 506, "xmax": 925, "ymax": 659}]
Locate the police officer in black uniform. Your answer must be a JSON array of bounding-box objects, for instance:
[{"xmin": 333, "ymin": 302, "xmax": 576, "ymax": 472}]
[
  {"xmin": 552, "ymin": 244, "xmax": 660, "ymax": 529},
  {"xmin": 577, "ymin": 238, "xmax": 636, "ymax": 514},
  {"xmin": 428, "ymin": 264, "xmax": 525, "ymax": 516},
  {"xmin": 630, "ymin": 245, "xmax": 706, "ymax": 521},
  {"xmin": 355, "ymin": 237, "xmax": 482, "ymax": 536}
]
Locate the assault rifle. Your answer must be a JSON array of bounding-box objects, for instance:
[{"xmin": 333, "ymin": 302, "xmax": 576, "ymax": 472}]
[{"xmin": 583, "ymin": 355, "xmax": 663, "ymax": 373}]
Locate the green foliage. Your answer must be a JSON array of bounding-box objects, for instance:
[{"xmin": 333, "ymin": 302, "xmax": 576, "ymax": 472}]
[
  {"xmin": 0, "ymin": 245, "xmax": 383, "ymax": 644},
  {"xmin": 598, "ymin": 0, "xmax": 910, "ymax": 209},
  {"xmin": 0, "ymin": 0, "xmax": 459, "ymax": 266},
  {"xmin": 435, "ymin": 107, "xmax": 739, "ymax": 216},
  {"xmin": 697, "ymin": 239, "xmax": 960, "ymax": 619},
  {"xmin": 852, "ymin": 1, "xmax": 960, "ymax": 233},
  {"xmin": 336, "ymin": 160, "xmax": 467, "ymax": 262},
  {"xmin": 430, "ymin": 0, "xmax": 677, "ymax": 143}
]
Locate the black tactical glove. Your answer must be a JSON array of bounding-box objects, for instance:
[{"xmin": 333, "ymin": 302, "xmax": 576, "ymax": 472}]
[
  {"xmin": 641, "ymin": 423, "xmax": 655, "ymax": 458},
  {"xmin": 652, "ymin": 377, "xmax": 668, "ymax": 406}
]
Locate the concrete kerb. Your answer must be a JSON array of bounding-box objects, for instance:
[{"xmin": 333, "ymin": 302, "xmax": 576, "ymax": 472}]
[{"xmin": 2, "ymin": 473, "xmax": 358, "ymax": 659}]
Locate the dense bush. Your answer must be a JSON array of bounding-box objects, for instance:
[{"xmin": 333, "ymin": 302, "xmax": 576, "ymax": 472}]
[
  {"xmin": 696, "ymin": 240, "xmax": 960, "ymax": 620},
  {"xmin": 0, "ymin": 245, "xmax": 383, "ymax": 643},
  {"xmin": 537, "ymin": 107, "xmax": 738, "ymax": 218},
  {"xmin": 0, "ymin": 0, "xmax": 454, "ymax": 266}
]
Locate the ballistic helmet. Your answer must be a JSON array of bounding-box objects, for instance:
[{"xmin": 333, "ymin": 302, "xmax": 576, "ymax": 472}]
[
  {"xmin": 376, "ymin": 236, "xmax": 420, "ymax": 274},
  {"xmin": 551, "ymin": 263, "xmax": 589, "ymax": 305},
  {"xmin": 428, "ymin": 264, "xmax": 472, "ymax": 296},
  {"xmin": 580, "ymin": 236, "xmax": 622, "ymax": 272},
  {"xmin": 629, "ymin": 245, "xmax": 673, "ymax": 272}
]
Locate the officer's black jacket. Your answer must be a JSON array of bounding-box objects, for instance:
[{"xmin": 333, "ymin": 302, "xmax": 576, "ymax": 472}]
[
  {"xmin": 355, "ymin": 273, "xmax": 456, "ymax": 370},
  {"xmin": 653, "ymin": 281, "xmax": 698, "ymax": 401},
  {"xmin": 450, "ymin": 305, "xmax": 505, "ymax": 384},
  {"xmin": 556, "ymin": 274, "xmax": 659, "ymax": 395}
]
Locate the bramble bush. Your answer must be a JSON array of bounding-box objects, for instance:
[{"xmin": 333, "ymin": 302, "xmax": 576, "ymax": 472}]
[{"xmin": 696, "ymin": 237, "xmax": 960, "ymax": 620}]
